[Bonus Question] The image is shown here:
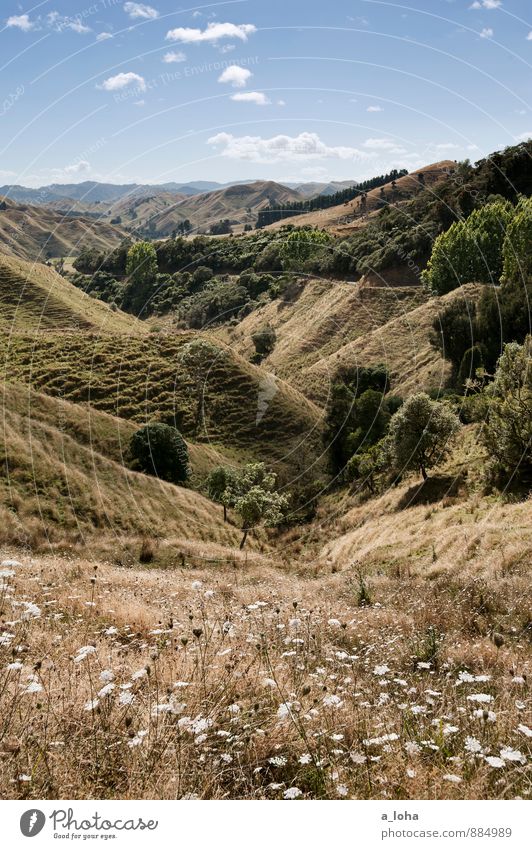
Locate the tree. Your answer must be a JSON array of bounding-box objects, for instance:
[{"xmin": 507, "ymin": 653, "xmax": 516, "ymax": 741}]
[
  {"xmin": 221, "ymin": 462, "xmax": 289, "ymax": 548},
  {"xmin": 422, "ymin": 201, "xmax": 513, "ymax": 295},
  {"xmin": 123, "ymin": 241, "xmax": 158, "ymax": 314},
  {"xmin": 481, "ymin": 337, "xmax": 532, "ymax": 486},
  {"xmin": 386, "ymin": 392, "xmax": 461, "ymax": 480},
  {"xmin": 502, "ymin": 196, "xmax": 532, "ymax": 285},
  {"xmin": 206, "ymin": 465, "xmax": 237, "ymax": 522},
  {"xmin": 177, "ymin": 339, "xmax": 221, "ymax": 431},
  {"xmin": 280, "ymin": 228, "xmax": 331, "ymax": 269},
  {"xmin": 251, "ymin": 325, "xmax": 276, "ymax": 359},
  {"xmin": 130, "ymin": 423, "xmax": 189, "ymax": 484}
]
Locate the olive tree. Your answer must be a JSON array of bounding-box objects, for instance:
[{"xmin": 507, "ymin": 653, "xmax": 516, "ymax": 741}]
[{"xmin": 387, "ymin": 392, "xmax": 461, "ymax": 480}]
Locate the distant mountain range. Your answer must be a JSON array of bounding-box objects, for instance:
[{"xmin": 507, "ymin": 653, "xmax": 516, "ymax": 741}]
[{"xmin": 0, "ymin": 178, "xmax": 357, "ymax": 207}]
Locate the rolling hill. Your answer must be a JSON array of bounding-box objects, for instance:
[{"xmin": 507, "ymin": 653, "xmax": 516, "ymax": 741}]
[
  {"xmin": 265, "ymin": 161, "xmax": 457, "ymax": 234},
  {"xmin": 0, "ymin": 198, "xmax": 127, "ymax": 261}
]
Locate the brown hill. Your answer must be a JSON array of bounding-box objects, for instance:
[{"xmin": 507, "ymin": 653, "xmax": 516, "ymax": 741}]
[
  {"xmin": 264, "ymin": 161, "xmax": 457, "ymax": 235},
  {"xmin": 120, "ymin": 180, "xmax": 304, "ymax": 236},
  {"xmin": 0, "ymin": 198, "xmax": 127, "ymax": 261}
]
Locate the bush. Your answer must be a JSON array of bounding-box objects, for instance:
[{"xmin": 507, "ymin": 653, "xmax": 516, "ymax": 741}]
[
  {"xmin": 386, "ymin": 393, "xmax": 461, "ymax": 480},
  {"xmin": 251, "ymin": 325, "xmax": 276, "ymax": 358},
  {"xmin": 130, "ymin": 423, "xmax": 189, "ymax": 484},
  {"xmin": 481, "ymin": 337, "xmax": 532, "ymax": 488}
]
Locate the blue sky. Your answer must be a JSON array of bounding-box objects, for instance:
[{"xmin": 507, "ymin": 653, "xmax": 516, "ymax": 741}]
[{"xmin": 1, "ymin": 0, "xmax": 532, "ymax": 187}]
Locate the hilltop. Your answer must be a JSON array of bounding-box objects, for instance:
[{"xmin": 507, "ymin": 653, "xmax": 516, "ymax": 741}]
[{"xmin": 264, "ymin": 161, "xmax": 456, "ymax": 234}]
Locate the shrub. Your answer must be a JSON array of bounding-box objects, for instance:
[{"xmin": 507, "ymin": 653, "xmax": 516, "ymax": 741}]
[
  {"xmin": 130, "ymin": 423, "xmax": 189, "ymax": 484},
  {"xmin": 386, "ymin": 393, "xmax": 461, "ymax": 480}
]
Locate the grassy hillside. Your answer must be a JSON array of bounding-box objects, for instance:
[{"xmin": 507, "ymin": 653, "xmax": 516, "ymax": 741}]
[
  {"xmin": 0, "ymin": 381, "xmax": 243, "ymax": 553},
  {"xmin": 0, "ymin": 252, "xmax": 146, "ymax": 334},
  {"xmin": 0, "ymin": 199, "xmax": 127, "ymax": 261},
  {"xmin": 119, "ymin": 180, "xmax": 304, "ymax": 237},
  {"xmin": 219, "ymin": 278, "xmax": 428, "ymax": 399},
  {"xmin": 265, "ymin": 162, "xmax": 456, "ymax": 234}
]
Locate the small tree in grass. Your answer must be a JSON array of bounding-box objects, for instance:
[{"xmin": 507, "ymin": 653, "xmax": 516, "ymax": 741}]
[
  {"xmin": 177, "ymin": 339, "xmax": 221, "ymax": 432},
  {"xmin": 387, "ymin": 393, "xmax": 460, "ymax": 480},
  {"xmin": 221, "ymin": 462, "xmax": 289, "ymax": 549},
  {"xmin": 130, "ymin": 423, "xmax": 189, "ymax": 484},
  {"xmin": 206, "ymin": 465, "xmax": 237, "ymax": 522}
]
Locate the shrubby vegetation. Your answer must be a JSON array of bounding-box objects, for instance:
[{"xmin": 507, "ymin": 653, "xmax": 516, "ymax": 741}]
[{"xmin": 130, "ymin": 423, "xmax": 189, "ymax": 484}]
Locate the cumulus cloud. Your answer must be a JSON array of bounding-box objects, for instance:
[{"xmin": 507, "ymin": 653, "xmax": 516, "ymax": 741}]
[
  {"xmin": 162, "ymin": 51, "xmax": 186, "ymax": 63},
  {"xmin": 218, "ymin": 65, "xmax": 252, "ymax": 87},
  {"xmin": 207, "ymin": 131, "xmax": 374, "ymax": 163},
  {"xmin": 97, "ymin": 32, "xmax": 113, "ymax": 41},
  {"xmin": 99, "ymin": 72, "xmax": 146, "ymax": 92},
  {"xmin": 515, "ymin": 131, "xmax": 532, "ymax": 141},
  {"xmin": 231, "ymin": 91, "xmax": 269, "ymax": 105},
  {"xmin": 363, "ymin": 138, "xmax": 406, "ymax": 153},
  {"xmin": 470, "ymin": 0, "xmax": 501, "ymax": 8},
  {"xmin": 64, "ymin": 160, "xmax": 91, "ymax": 175},
  {"xmin": 527, "ymin": 31, "xmax": 532, "ymax": 40},
  {"xmin": 124, "ymin": 2, "xmax": 159, "ymax": 19},
  {"xmin": 367, "ymin": 105, "xmax": 383, "ymax": 112},
  {"xmin": 480, "ymin": 27, "xmax": 494, "ymax": 38},
  {"xmin": 166, "ymin": 22, "xmax": 256, "ymax": 44},
  {"xmin": 6, "ymin": 14, "xmax": 35, "ymax": 31}
]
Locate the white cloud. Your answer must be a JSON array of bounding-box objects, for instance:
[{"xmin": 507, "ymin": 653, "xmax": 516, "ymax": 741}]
[
  {"xmin": 166, "ymin": 22, "xmax": 256, "ymax": 44},
  {"xmin": 218, "ymin": 65, "xmax": 252, "ymax": 87},
  {"xmin": 480, "ymin": 27, "xmax": 494, "ymax": 38},
  {"xmin": 527, "ymin": 31, "xmax": 532, "ymax": 40},
  {"xmin": 277, "ymin": 99, "xmax": 286, "ymax": 106},
  {"xmin": 207, "ymin": 131, "xmax": 374, "ymax": 163},
  {"xmin": 97, "ymin": 32, "xmax": 113, "ymax": 41},
  {"xmin": 6, "ymin": 14, "xmax": 35, "ymax": 31},
  {"xmin": 99, "ymin": 72, "xmax": 146, "ymax": 92},
  {"xmin": 162, "ymin": 51, "xmax": 186, "ymax": 63},
  {"xmin": 515, "ymin": 131, "xmax": 532, "ymax": 141},
  {"xmin": 435, "ymin": 142, "xmax": 461, "ymax": 150},
  {"xmin": 64, "ymin": 160, "xmax": 90, "ymax": 175},
  {"xmin": 367, "ymin": 105, "xmax": 383, "ymax": 112},
  {"xmin": 470, "ymin": 0, "xmax": 501, "ymax": 7},
  {"xmin": 231, "ymin": 91, "xmax": 269, "ymax": 105},
  {"xmin": 124, "ymin": 2, "xmax": 159, "ymax": 19},
  {"xmin": 363, "ymin": 138, "xmax": 406, "ymax": 153},
  {"xmin": 65, "ymin": 20, "xmax": 91, "ymax": 34}
]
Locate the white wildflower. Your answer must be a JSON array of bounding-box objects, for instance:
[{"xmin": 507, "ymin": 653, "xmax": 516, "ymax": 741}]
[
  {"xmin": 467, "ymin": 693, "xmax": 493, "ymax": 704},
  {"xmin": 284, "ymin": 787, "xmax": 302, "ymax": 799},
  {"xmin": 443, "ymin": 773, "xmax": 462, "ymax": 783},
  {"xmin": 373, "ymin": 664, "xmax": 390, "ymax": 677},
  {"xmin": 128, "ymin": 730, "xmax": 148, "ymax": 748},
  {"xmin": 517, "ymin": 724, "xmax": 532, "ymax": 738},
  {"xmin": 465, "ymin": 736, "xmax": 482, "ymax": 753},
  {"xmin": 84, "ymin": 698, "xmax": 100, "ymax": 711},
  {"xmin": 485, "ymin": 756, "xmax": 505, "ymax": 768},
  {"xmin": 500, "ymin": 747, "xmax": 526, "ymax": 764},
  {"xmin": 322, "ymin": 694, "xmax": 343, "ymax": 708}
]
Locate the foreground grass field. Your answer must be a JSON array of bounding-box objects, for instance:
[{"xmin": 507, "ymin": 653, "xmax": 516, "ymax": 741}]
[{"xmin": 1, "ymin": 472, "xmax": 530, "ymax": 800}]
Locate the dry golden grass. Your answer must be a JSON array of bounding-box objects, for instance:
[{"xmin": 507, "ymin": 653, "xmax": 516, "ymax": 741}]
[{"xmin": 0, "ymin": 467, "xmax": 530, "ymax": 800}]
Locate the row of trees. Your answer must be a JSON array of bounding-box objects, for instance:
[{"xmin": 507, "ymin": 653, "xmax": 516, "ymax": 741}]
[{"xmin": 256, "ymin": 170, "xmax": 408, "ymax": 228}]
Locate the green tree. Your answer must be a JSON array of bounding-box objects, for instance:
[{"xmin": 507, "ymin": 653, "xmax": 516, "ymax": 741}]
[
  {"xmin": 206, "ymin": 465, "xmax": 237, "ymax": 522},
  {"xmin": 123, "ymin": 241, "xmax": 158, "ymax": 314},
  {"xmin": 130, "ymin": 423, "xmax": 189, "ymax": 484},
  {"xmin": 481, "ymin": 337, "xmax": 532, "ymax": 486},
  {"xmin": 502, "ymin": 196, "xmax": 532, "ymax": 285},
  {"xmin": 177, "ymin": 339, "xmax": 221, "ymax": 431},
  {"xmin": 222, "ymin": 462, "xmax": 289, "ymax": 549},
  {"xmin": 422, "ymin": 201, "xmax": 513, "ymax": 295},
  {"xmin": 280, "ymin": 228, "xmax": 331, "ymax": 269},
  {"xmin": 387, "ymin": 392, "xmax": 461, "ymax": 480}
]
